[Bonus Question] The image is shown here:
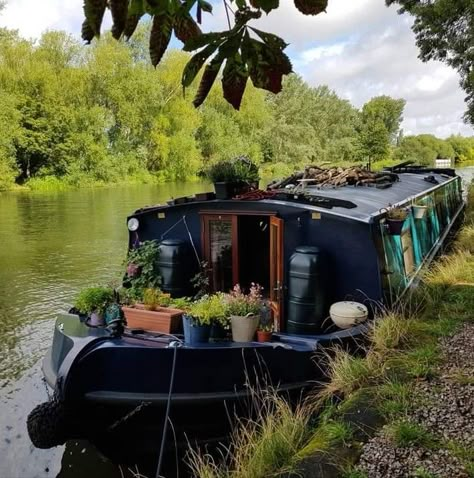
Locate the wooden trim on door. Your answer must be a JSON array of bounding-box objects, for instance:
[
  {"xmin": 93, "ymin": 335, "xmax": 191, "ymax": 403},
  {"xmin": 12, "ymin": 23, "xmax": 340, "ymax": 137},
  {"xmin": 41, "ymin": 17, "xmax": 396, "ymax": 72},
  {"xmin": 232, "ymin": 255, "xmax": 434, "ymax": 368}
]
[{"xmin": 270, "ymin": 216, "xmax": 284, "ymax": 332}]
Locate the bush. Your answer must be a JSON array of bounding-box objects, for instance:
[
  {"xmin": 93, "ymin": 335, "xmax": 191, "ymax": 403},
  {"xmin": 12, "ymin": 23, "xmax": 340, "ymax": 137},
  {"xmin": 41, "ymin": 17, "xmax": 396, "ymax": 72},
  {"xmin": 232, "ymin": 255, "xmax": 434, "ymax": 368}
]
[
  {"xmin": 206, "ymin": 157, "xmax": 259, "ymax": 183},
  {"xmin": 74, "ymin": 286, "xmax": 114, "ymax": 315}
]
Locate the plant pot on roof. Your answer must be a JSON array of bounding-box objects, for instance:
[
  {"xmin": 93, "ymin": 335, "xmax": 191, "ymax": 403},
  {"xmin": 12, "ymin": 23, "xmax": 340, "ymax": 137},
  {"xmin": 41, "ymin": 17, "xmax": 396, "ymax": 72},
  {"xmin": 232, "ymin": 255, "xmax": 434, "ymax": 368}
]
[
  {"xmin": 226, "ymin": 284, "xmax": 263, "ymax": 343},
  {"xmin": 122, "ymin": 288, "xmax": 184, "ymax": 334},
  {"xmin": 206, "ymin": 156, "xmax": 260, "ymax": 200},
  {"xmin": 384, "ymin": 206, "xmax": 409, "ymax": 235},
  {"xmin": 74, "ymin": 286, "xmax": 115, "ymax": 327},
  {"xmin": 412, "ymin": 203, "xmax": 428, "ymax": 219},
  {"xmin": 183, "ymin": 294, "xmax": 228, "ymax": 345}
]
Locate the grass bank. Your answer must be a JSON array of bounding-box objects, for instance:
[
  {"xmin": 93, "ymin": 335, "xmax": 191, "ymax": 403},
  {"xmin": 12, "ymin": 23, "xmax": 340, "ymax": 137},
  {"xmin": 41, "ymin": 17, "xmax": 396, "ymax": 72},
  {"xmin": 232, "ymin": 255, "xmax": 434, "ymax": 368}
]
[{"xmin": 187, "ymin": 183, "xmax": 474, "ymax": 477}]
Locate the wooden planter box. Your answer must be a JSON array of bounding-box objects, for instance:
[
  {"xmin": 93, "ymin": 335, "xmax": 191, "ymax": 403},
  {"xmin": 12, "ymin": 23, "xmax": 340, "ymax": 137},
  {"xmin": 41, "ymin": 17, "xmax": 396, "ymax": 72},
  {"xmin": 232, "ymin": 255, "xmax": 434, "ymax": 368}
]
[{"xmin": 122, "ymin": 304, "xmax": 183, "ymax": 334}]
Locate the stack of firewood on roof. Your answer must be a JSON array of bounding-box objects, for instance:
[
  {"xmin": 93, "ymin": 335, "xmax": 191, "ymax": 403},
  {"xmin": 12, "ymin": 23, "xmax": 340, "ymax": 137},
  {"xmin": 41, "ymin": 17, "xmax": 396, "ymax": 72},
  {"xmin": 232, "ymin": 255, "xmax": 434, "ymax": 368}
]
[{"xmin": 267, "ymin": 165, "xmax": 399, "ymax": 190}]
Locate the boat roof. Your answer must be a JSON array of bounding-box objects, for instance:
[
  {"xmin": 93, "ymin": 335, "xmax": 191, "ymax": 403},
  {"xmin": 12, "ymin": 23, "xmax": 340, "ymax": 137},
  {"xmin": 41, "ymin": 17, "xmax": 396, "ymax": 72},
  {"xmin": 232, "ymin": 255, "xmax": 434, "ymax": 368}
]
[
  {"xmin": 132, "ymin": 170, "xmax": 460, "ymax": 225},
  {"xmin": 261, "ymin": 171, "xmax": 459, "ymax": 223}
]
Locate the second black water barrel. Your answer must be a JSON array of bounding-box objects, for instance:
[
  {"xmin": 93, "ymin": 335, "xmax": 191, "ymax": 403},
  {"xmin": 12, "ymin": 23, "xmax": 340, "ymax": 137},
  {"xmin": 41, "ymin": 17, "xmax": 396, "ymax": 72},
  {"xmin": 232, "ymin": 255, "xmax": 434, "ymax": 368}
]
[
  {"xmin": 157, "ymin": 239, "xmax": 196, "ymax": 297},
  {"xmin": 286, "ymin": 246, "xmax": 326, "ymax": 335}
]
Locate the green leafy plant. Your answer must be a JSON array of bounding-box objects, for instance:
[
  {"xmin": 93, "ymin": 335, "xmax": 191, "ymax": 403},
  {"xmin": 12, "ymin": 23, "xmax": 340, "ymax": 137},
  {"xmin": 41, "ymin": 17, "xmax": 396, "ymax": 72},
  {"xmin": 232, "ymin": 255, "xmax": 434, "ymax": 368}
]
[
  {"xmin": 225, "ymin": 283, "xmax": 263, "ymax": 316},
  {"xmin": 125, "ymin": 240, "xmax": 161, "ymax": 295},
  {"xmin": 206, "ymin": 156, "xmax": 259, "ymax": 184},
  {"xmin": 188, "ymin": 293, "xmax": 228, "ymax": 326},
  {"xmin": 191, "ymin": 260, "xmax": 210, "ymax": 300},
  {"xmin": 74, "ymin": 286, "xmax": 115, "ymax": 315},
  {"xmin": 142, "ymin": 288, "xmax": 171, "ymax": 310},
  {"xmin": 169, "ymin": 297, "xmax": 192, "ymax": 312}
]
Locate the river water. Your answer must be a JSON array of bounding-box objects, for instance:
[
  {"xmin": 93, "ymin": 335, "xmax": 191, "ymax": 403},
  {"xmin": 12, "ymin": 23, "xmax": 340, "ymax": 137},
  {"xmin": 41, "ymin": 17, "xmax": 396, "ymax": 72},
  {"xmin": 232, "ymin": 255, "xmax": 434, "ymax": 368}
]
[
  {"xmin": 0, "ymin": 169, "xmax": 473, "ymax": 478},
  {"xmin": 0, "ymin": 182, "xmax": 208, "ymax": 478}
]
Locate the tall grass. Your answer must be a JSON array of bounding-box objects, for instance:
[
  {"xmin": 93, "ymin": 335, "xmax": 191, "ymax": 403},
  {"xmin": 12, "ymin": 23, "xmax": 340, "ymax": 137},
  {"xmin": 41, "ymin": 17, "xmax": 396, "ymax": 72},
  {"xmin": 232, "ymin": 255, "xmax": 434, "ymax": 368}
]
[
  {"xmin": 315, "ymin": 348, "xmax": 385, "ymax": 406},
  {"xmin": 186, "ymin": 388, "xmax": 310, "ymax": 478},
  {"xmin": 369, "ymin": 311, "xmax": 412, "ymax": 353}
]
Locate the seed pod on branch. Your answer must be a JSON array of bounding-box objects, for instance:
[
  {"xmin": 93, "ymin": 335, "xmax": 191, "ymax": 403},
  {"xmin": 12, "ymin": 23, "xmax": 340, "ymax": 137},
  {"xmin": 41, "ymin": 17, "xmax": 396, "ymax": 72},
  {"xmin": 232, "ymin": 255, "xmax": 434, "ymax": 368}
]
[
  {"xmin": 294, "ymin": 0, "xmax": 328, "ymax": 15},
  {"xmin": 149, "ymin": 13, "xmax": 173, "ymax": 67},
  {"xmin": 174, "ymin": 13, "xmax": 202, "ymax": 44},
  {"xmin": 83, "ymin": 0, "xmax": 107, "ymax": 37},
  {"xmin": 249, "ymin": 0, "xmax": 280, "ymax": 14},
  {"xmin": 222, "ymin": 56, "xmax": 249, "ymax": 110},
  {"xmin": 110, "ymin": 0, "xmax": 129, "ymax": 39}
]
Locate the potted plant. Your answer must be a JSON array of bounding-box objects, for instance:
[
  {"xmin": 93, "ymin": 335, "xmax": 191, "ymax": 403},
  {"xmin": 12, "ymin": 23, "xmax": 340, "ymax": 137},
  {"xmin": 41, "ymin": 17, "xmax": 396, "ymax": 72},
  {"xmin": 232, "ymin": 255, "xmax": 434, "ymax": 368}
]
[
  {"xmin": 206, "ymin": 156, "xmax": 260, "ymax": 200},
  {"xmin": 412, "ymin": 202, "xmax": 428, "ymax": 219},
  {"xmin": 384, "ymin": 206, "xmax": 408, "ymax": 235},
  {"xmin": 124, "ymin": 240, "xmax": 161, "ymax": 292},
  {"xmin": 183, "ymin": 294, "xmax": 227, "ymax": 345},
  {"xmin": 225, "ymin": 283, "xmax": 263, "ymax": 342},
  {"xmin": 74, "ymin": 286, "xmax": 115, "ymax": 326},
  {"xmin": 121, "ymin": 287, "xmax": 184, "ymax": 334},
  {"xmin": 257, "ymin": 301, "xmax": 273, "ymax": 343}
]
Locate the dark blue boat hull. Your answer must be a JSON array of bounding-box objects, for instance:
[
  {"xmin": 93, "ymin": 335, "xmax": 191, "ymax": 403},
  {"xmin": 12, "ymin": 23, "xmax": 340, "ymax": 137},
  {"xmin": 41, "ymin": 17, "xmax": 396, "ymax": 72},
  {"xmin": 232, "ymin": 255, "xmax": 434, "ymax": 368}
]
[{"xmin": 41, "ymin": 313, "xmax": 366, "ymax": 463}]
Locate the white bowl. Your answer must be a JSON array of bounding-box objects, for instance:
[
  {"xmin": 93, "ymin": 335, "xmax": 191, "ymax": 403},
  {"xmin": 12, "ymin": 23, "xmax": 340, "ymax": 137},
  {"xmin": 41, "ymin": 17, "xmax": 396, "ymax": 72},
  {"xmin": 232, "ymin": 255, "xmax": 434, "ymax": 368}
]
[{"xmin": 330, "ymin": 301, "xmax": 368, "ymax": 329}]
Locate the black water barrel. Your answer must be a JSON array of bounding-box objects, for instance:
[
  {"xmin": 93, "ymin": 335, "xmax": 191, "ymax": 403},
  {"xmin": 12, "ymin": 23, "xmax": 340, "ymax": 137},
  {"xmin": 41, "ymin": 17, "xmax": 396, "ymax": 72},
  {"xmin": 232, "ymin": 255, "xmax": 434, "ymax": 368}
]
[
  {"xmin": 286, "ymin": 246, "xmax": 326, "ymax": 335},
  {"xmin": 157, "ymin": 239, "xmax": 195, "ymax": 297}
]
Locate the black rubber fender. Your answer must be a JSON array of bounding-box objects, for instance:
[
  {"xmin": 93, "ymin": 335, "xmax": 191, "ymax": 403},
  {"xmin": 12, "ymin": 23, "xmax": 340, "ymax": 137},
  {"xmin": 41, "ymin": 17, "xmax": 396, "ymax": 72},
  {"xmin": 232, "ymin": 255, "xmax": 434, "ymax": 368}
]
[{"xmin": 27, "ymin": 399, "xmax": 69, "ymax": 449}]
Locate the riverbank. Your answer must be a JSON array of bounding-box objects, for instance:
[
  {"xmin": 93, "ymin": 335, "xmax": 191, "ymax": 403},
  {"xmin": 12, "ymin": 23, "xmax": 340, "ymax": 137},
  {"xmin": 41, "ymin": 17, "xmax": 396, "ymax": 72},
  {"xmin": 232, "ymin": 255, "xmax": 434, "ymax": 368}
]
[
  {"xmin": 188, "ymin": 183, "xmax": 474, "ymax": 477},
  {"xmin": 4, "ymin": 160, "xmax": 474, "ymax": 193}
]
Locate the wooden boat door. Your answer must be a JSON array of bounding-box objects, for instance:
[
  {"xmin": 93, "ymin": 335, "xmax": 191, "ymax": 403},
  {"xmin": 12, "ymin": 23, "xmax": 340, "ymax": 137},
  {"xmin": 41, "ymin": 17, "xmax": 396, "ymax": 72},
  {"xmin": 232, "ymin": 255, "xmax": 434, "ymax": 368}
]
[{"xmin": 269, "ymin": 216, "xmax": 284, "ymax": 332}]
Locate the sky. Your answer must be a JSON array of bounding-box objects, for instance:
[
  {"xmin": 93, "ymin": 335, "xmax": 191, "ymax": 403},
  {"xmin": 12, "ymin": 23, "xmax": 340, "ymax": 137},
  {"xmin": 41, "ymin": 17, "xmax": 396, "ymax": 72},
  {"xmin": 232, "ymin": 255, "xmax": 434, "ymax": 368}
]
[{"xmin": 1, "ymin": 0, "xmax": 473, "ymax": 139}]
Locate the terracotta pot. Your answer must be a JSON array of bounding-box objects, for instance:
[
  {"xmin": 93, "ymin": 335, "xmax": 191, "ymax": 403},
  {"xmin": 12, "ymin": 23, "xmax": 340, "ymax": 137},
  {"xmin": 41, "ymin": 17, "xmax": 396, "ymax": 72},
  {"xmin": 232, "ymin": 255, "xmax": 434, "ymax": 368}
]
[
  {"xmin": 122, "ymin": 304, "xmax": 183, "ymax": 333},
  {"xmin": 230, "ymin": 314, "xmax": 259, "ymax": 342},
  {"xmin": 257, "ymin": 330, "xmax": 272, "ymax": 342}
]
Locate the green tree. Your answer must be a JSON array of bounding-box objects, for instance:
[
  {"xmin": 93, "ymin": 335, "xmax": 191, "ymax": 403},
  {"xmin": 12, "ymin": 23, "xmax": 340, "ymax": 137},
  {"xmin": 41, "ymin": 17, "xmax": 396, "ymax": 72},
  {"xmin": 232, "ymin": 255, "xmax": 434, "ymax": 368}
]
[
  {"xmin": 395, "ymin": 134, "xmax": 455, "ymax": 165},
  {"xmin": 361, "ymin": 96, "xmax": 406, "ymax": 143},
  {"xmin": 357, "ymin": 119, "xmax": 391, "ymax": 164}
]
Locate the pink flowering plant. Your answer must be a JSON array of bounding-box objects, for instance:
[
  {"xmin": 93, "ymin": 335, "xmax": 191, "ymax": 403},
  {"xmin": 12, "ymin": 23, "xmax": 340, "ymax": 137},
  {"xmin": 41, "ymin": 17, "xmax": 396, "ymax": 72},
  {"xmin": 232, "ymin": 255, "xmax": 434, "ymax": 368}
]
[{"xmin": 225, "ymin": 283, "xmax": 263, "ymax": 317}]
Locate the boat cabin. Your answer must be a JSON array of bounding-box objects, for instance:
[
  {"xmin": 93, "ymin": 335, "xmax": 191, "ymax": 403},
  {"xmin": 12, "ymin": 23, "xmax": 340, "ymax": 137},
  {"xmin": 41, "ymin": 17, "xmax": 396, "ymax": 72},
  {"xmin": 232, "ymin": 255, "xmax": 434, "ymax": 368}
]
[{"xmin": 127, "ymin": 168, "xmax": 464, "ymax": 334}]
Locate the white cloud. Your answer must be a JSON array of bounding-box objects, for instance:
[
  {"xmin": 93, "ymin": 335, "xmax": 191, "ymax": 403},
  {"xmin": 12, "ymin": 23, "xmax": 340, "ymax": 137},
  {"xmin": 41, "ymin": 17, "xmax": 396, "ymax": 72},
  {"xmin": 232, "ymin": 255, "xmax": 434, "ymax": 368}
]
[{"xmin": 0, "ymin": 0, "xmax": 472, "ymax": 138}]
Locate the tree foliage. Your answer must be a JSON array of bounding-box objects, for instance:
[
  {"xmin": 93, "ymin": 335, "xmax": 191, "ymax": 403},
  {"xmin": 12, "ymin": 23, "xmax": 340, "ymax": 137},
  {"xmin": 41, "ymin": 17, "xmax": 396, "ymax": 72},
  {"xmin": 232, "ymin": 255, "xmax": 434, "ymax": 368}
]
[
  {"xmin": 0, "ymin": 25, "xmax": 471, "ymax": 191},
  {"xmin": 387, "ymin": 0, "xmax": 474, "ymax": 125}
]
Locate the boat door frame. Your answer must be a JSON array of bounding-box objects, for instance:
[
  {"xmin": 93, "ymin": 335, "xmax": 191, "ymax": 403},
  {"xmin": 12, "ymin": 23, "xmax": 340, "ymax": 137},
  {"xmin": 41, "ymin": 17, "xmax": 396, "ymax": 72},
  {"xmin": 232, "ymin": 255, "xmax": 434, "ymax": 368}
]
[
  {"xmin": 269, "ymin": 216, "xmax": 284, "ymax": 332},
  {"xmin": 199, "ymin": 210, "xmax": 285, "ymax": 330}
]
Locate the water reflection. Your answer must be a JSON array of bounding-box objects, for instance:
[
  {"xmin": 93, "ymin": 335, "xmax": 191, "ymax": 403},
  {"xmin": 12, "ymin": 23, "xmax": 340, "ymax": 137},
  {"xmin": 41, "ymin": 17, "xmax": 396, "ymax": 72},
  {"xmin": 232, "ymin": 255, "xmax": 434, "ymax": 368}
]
[{"xmin": 0, "ymin": 182, "xmax": 207, "ymax": 478}]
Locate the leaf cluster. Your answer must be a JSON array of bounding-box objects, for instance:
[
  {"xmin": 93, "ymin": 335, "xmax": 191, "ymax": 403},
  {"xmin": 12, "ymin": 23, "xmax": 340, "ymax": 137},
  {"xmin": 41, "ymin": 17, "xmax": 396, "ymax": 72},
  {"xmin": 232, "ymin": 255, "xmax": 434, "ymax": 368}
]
[
  {"xmin": 188, "ymin": 293, "xmax": 228, "ymax": 326},
  {"xmin": 125, "ymin": 240, "xmax": 161, "ymax": 292},
  {"xmin": 80, "ymin": 0, "xmax": 329, "ymax": 109},
  {"xmin": 74, "ymin": 286, "xmax": 115, "ymax": 315},
  {"xmin": 205, "ymin": 156, "xmax": 259, "ymax": 183}
]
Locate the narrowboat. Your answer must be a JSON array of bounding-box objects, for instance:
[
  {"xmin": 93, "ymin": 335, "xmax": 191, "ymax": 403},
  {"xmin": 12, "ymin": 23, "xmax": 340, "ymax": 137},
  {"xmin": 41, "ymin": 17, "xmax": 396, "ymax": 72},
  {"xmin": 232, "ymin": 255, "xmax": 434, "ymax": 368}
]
[{"xmin": 27, "ymin": 163, "xmax": 465, "ymax": 464}]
